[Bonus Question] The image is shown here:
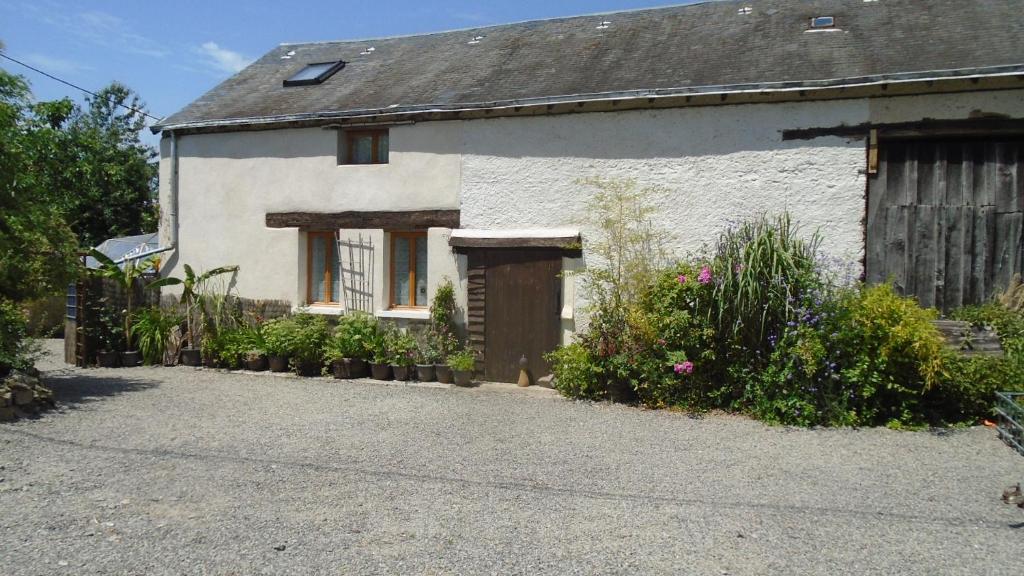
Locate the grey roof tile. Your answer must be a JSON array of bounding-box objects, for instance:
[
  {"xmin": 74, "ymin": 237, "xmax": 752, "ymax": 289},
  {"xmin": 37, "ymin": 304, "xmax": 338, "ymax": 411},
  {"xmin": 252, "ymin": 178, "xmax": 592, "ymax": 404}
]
[{"xmin": 157, "ymin": 0, "xmax": 1024, "ymax": 130}]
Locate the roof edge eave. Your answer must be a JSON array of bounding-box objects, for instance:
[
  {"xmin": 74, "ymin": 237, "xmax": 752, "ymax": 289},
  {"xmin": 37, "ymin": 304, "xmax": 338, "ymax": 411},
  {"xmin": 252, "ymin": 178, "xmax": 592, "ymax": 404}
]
[{"xmin": 151, "ymin": 64, "xmax": 1024, "ymax": 134}]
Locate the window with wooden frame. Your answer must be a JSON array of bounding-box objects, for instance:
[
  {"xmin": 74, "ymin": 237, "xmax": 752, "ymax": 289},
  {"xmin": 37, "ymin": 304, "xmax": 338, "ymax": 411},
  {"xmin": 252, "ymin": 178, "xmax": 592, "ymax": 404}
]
[
  {"xmin": 389, "ymin": 232, "xmax": 428, "ymax": 308},
  {"xmin": 307, "ymin": 231, "xmax": 341, "ymax": 305},
  {"xmin": 342, "ymin": 129, "xmax": 389, "ymax": 165}
]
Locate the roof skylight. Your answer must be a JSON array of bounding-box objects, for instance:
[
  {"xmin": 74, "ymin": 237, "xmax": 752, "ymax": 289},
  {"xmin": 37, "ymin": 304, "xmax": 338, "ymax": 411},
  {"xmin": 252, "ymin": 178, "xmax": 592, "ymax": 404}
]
[
  {"xmin": 810, "ymin": 16, "xmax": 836, "ymax": 28},
  {"xmin": 283, "ymin": 61, "xmax": 345, "ymax": 87}
]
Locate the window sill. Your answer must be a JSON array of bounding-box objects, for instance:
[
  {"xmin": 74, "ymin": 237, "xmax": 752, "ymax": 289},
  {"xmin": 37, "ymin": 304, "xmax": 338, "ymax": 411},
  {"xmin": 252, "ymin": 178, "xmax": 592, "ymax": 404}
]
[
  {"xmin": 375, "ymin": 308, "xmax": 429, "ymax": 321},
  {"xmin": 300, "ymin": 305, "xmax": 346, "ymax": 316}
]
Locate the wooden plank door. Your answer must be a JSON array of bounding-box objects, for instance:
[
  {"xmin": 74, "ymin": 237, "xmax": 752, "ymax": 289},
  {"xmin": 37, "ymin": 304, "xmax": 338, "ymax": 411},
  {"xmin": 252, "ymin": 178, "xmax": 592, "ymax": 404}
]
[
  {"xmin": 866, "ymin": 139, "xmax": 1024, "ymax": 312},
  {"xmin": 472, "ymin": 249, "xmax": 562, "ymax": 383}
]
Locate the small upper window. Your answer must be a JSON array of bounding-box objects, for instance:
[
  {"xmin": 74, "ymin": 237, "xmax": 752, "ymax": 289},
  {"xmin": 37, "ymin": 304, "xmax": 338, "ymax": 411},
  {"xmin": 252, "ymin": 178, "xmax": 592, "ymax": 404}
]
[
  {"xmin": 809, "ymin": 16, "xmax": 835, "ymax": 29},
  {"xmin": 342, "ymin": 129, "xmax": 389, "ymax": 165},
  {"xmin": 284, "ymin": 61, "xmax": 345, "ymax": 87}
]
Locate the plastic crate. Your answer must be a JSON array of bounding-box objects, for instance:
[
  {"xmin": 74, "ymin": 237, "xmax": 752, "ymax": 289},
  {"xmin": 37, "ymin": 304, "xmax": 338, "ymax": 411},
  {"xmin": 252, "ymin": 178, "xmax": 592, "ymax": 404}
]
[{"xmin": 995, "ymin": 392, "xmax": 1024, "ymax": 456}]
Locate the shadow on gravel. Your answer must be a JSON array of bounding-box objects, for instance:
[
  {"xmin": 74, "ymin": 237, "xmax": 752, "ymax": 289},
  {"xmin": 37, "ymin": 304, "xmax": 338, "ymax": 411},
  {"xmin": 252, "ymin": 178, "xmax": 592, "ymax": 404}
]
[{"xmin": 41, "ymin": 371, "xmax": 159, "ymax": 409}]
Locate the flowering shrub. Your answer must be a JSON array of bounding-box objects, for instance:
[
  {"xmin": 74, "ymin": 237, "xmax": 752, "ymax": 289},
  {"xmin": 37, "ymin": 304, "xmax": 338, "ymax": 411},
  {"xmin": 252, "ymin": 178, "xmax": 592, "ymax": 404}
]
[{"xmin": 547, "ymin": 191, "xmax": 1013, "ymax": 427}]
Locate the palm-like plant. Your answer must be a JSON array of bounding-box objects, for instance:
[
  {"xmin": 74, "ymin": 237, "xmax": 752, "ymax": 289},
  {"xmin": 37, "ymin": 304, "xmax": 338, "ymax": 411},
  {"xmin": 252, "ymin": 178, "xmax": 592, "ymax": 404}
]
[
  {"xmin": 147, "ymin": 264, "xmax": 238, "ymax": 350},
  {"xmin": 88, "ymin": 248, "xmax": 157, "ymax": 351}
]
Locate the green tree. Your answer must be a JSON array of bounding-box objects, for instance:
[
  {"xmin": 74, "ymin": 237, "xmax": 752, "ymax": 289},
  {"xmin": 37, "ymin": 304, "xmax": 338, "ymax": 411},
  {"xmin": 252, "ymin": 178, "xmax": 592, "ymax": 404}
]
[
  {"xmin": 48, "ymin": 82, "xmax": 158, "ymax": 247},
  {"xmin": 0, "ymin": 68, "xmax": 79, "ymax": 302}
]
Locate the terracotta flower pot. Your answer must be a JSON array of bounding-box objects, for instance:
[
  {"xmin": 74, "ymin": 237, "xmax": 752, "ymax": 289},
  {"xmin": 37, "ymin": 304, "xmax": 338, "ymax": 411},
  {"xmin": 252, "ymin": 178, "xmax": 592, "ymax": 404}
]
[
  {"xmin": 370, "ymin": 362, "xmax": 392, "ymax": 381},
  {"xmin": 97, "ymin": 351, "xmax": 120, "ymax": 368},
  {"xmin": 435, "ymin": 364, "xmax": 453, "ymax": 384},
  {"xmin": 268, "ymin": 355, "xmax": 290, "ymax": 373},
  {"xmin": 179, "ymin": 348, "xmax": 201, "ymax": 367},
  {"xmin": 453, "ymin": 369, "xmax": 474, "ymax": 387},
  {"xmin": 415, "ymin": 364, "xmax": 436, "ymax": 382},
  {"xmin": 392, "ymin": 365, "xmax": 411, "ymax": 381}
]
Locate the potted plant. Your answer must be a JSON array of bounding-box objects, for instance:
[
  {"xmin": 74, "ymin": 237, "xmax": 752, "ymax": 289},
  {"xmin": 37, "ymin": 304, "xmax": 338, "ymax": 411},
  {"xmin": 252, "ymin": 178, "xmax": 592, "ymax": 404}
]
[
  {"xmin": 447, "ymin": 348, "xmax": 477, "ymax": 387},
  {"xmin": 242, "ymin": 325, "xmax": 268, "ymax": 371},
  {"xmin": 262, "ymin": 316, "xmax": 293, "ymax": 372},
  {"xmin": 289, "ymin": 314, "xmax": 330, "ymax": 377},
  {"xmin": 94, "ymin": 304, "xmax": 124, "ymax": 368},
  {"xmin": 367, "ymin": 326, "xmax": 392, "ymax": 380},
  {"xmin": 430, "ymin": 327, "xmax": 459, "ymax": 384},
  {"xmin": 327, "ymin": 313, "xmax": 376, "ymax": 379},
  {"xmin": 88, "ymin": 249, "xmax": 158, "ymax": 367},
  {"xmin": 147, "ymin": 263, "xmax": 239, "ymax": 367},
  {"xmin": 414, "ymin": 330, "xmax": 440, "ymax": 382},
  {"xmin": 132, "ymin": 307, "xmax": 181, "ymax": 366},
  {"xmin": 387, "ymin": 329, "xmax": 417, "ymax": 381}
]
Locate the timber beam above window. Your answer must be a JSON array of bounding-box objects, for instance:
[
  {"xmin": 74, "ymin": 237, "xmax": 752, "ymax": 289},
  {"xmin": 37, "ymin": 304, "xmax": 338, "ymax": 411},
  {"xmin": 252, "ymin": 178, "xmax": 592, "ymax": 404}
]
[
  {"xmin": 266, "ymin": 210, "xmax": 460, "ymax": 230},
  {"xmin": 448, "ymin": 228, "xmax": 581, "ymax": 251}
]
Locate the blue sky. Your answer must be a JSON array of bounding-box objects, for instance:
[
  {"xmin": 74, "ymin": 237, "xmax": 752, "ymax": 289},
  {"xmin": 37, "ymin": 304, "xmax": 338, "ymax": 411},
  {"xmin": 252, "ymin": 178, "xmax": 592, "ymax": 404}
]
[{"xmin": 0, "ymin": 0, "xmax": 706, "ymax": 145}]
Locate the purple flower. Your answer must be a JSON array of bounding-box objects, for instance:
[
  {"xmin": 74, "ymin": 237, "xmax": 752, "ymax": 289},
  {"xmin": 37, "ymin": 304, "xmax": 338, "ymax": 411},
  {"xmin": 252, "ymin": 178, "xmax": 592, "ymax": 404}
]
[
  {"xmin": 674, "ymin": 361, "xmax": 694, "ymax": 375},
  {"xmin": 676, "ymin": 274, "xmax": 688, "ymax": 284},
  {"xmin": 698, "ymin": 266, "xmax": 712, "ymax": 285}
]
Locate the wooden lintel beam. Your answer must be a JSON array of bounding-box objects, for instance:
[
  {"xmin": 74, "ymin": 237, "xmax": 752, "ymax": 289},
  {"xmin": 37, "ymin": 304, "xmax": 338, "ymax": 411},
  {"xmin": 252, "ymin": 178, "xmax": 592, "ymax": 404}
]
[
  {"xmin": 266, "ymin": 210, "xmax": 460, "ymax": 230},
  {"xmin": 448, "ymin": 236, "xmax": 582, "ymax": 250}
]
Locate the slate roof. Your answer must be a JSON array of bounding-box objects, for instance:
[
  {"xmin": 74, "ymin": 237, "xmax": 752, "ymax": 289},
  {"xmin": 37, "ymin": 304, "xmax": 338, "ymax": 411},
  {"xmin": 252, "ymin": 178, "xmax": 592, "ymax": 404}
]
[{"xmin": 156, "ymin": 0, "xmax": 1024, "ymax": 132}]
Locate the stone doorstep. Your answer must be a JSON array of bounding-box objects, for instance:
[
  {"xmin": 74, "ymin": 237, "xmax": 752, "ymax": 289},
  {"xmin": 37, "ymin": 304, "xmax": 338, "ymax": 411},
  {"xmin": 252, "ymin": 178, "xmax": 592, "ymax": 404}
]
[{"xmin": 0, "ymin": 405, "xmax": 15, "ymax": 422}]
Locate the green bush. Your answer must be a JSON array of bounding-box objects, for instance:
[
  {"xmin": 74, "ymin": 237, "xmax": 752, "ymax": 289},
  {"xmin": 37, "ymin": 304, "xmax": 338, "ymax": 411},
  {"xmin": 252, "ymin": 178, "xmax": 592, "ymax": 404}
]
[
  {"xmin": 132, "ymin": 307, "xmax": 182, "ymax": 365},
  {"xmin": 326, "ymin": 313, "xmax": 378, "ymax": 360},
  {"xmin": 288, "ymin": 314, "xmax": 331, "ymax": 365},
  {"xmin": 0, "ymin": 298, "xmax": 32, "ymax": 374},
  {"xmin": 385, "ymin": 327, "xmax": 417, "ymax": 366},
  {"xmin": 545, "ymin": 343, "xmax": 604, "ymax": 400},
  {"xmin": 447, "ymin": 348, "xmax": 476, "ymax": 372},
  {"xmin": 262, "ymin": 316, "xmax": 295, "ymax": 357}
]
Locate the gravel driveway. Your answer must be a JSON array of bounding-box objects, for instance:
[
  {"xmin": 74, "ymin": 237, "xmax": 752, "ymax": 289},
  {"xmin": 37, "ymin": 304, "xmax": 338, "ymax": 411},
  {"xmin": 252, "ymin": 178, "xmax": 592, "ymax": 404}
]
[{"xmin": 2, "ymin": 340, "xmax": 1022, "ymax": 575}]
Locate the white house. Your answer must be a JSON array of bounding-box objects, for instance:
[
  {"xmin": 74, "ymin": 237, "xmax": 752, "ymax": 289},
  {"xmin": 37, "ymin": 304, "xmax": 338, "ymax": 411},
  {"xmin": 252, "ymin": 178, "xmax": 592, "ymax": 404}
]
[{"xmin": 153, "ymin": 0, "xmax": 1024, "ymax": 382}]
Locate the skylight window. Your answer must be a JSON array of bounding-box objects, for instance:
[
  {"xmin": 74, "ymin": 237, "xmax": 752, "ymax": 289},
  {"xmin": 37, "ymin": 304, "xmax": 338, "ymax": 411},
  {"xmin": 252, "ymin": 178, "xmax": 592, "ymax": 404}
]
[
  {"xmin": 810, "ymin": 16, "xmax": 835, "ymax": 28},
  {"xmin": 283, "ymin": 61, "xmax": 345, "ymax": 87}
]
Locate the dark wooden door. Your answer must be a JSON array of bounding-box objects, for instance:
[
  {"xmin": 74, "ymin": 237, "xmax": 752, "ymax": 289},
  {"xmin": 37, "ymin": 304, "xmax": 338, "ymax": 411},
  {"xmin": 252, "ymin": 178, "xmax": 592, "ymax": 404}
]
[
  {"xmin": 469, "ymin": 249, "xmax": 562, "ymax": 383},
  {"xmin": 866, "ymin": 139, "xmax": 1024, "ymax": 311}
]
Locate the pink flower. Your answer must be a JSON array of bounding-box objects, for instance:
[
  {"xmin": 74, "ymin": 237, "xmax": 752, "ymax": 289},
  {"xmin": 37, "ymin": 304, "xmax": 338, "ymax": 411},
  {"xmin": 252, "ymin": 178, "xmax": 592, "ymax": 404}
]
[
  {"xmin": 673, "ymin": 361, "xmax": 695, "ymax": 375},
  {"xmin": 676, "ymin": 274, "xmax": 688, "ymax": 284},
  {"xmin": 656, "ymin": 338, "xmax": 667, "ymax": 346},
  {"xmin": 698, "ymin": 266, "xmax": 712, "ymax": 285}
]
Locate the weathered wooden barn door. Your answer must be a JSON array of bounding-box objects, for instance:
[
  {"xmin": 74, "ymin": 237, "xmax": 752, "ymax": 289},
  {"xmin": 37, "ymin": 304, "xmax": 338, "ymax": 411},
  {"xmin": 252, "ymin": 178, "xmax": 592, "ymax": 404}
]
[
  {"xmin": 466, "ymin": 249, "xmax": 562, "ymax": 383},
  {"xmin": 866, "ymin": 139, "xmax": 1023, "ymax": 312}
]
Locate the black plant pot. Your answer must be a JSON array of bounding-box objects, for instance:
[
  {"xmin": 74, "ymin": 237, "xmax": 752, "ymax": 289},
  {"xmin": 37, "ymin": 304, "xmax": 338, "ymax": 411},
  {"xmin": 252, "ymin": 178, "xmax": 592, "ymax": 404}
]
[
  {"xmin": 268, "ymin": 355, "xmax": 290, "ymax": 373},
  {"xmin": 453, "ymin": 369, "xmax": 474, "ymax": 387},
  {"xmin": 331, "ymin": 359, "xmax": 351, "ymax": 379},
  {"xmin": 435, "ymin": 364, "xmax": 452, "ymax": 384},
  {"xmin": 370, "ymin": 362, "xmax": 392, "ymax": 381},
  {"xmin": 392, "ymin": 365, "xmax": 411, "ymax": 381},
  {"xmin": 245, "ymin": 355, "xmax": 268, "ymax": 371},
  {"xmin": 348, "ymin": 358, "xmax": 368, "ymax": 379},
  {"xmin": 179, "ymin": 348, "xmax": 202, "ymax": 367},
  {"xmin": 97, "ymin": 351, "xmax": 120, "ymax": 368},
  {"xmin": 121, "ymin": 351, "xmax": 141, "ymax": 367},
  {"xmin": 296, "ymin": 360, "xmax": 321, "ymax": 377},
  {"xmin": 415, "ymin": 364, "xmax": 436, "ymax": 382}
]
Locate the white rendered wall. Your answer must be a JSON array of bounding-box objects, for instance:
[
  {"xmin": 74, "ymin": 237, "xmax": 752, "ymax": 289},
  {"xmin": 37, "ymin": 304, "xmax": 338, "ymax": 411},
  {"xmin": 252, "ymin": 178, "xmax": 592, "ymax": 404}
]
[
  {"xmin": 157, "ymin": 123, "xmax": 462, "ymax": 303},
  {"xmin": 158, "ymin": 89, "xmax": 1024, "ymax": 331}
]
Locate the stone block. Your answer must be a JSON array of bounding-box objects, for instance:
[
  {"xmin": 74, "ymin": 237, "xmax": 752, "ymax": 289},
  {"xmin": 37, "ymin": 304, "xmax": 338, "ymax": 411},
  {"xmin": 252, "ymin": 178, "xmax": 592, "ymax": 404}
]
[
  {"xmin": 0, "ymin": 405, "xmax": 15, "ymax": 421},
  {"xmin": 12, "ymin": 387, "xmax": 34, "ymax": 406},
  {"xmin": 536, "ymin": 374, "xmax": 555, "ymax": 389},
  {"xmin": 1, "ymin": 391, "xmax": 10, "ymax": 407}
]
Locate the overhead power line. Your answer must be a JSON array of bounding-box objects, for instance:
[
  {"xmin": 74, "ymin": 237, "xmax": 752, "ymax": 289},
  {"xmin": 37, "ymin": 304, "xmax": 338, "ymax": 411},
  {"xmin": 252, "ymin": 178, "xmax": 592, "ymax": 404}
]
[{"xmin": 0, "ymin": 51, "xmax": 163, "ymax": 123}]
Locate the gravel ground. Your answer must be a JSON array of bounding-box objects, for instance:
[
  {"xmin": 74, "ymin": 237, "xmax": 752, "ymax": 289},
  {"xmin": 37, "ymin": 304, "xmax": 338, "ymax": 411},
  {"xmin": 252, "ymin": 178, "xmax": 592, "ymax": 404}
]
[{"xmin": 2, "ymin": 340, "xmax": 1023, "ymax": 575}]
